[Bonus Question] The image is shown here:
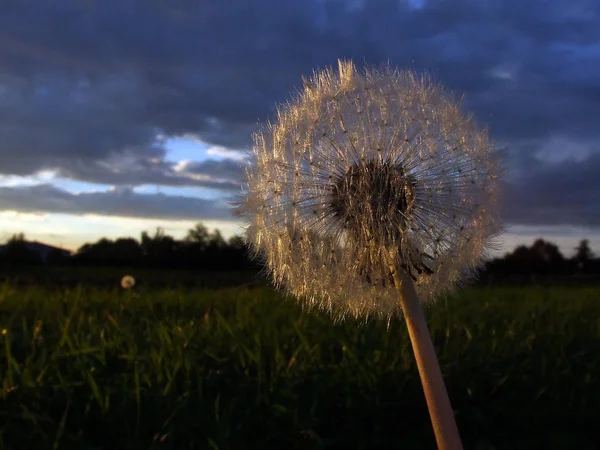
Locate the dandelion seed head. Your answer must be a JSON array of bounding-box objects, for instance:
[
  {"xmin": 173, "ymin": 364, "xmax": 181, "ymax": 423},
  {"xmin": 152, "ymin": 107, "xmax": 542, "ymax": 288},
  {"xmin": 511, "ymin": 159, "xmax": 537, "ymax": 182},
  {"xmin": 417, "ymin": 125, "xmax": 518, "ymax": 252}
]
[
  {"xmin": 121, "ymin": 275, "xmax": 136, "ymax": 290},
  {"xmin": 238, "ymin": 60, "xmax": 502, "ymax": 319}
]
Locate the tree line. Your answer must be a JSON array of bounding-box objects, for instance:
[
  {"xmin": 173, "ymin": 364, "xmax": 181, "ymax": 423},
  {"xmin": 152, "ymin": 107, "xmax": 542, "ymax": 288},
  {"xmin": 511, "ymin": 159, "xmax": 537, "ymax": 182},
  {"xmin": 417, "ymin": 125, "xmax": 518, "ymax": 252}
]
[
  {"xmin": 0, "ymin": 225, "xmax": 599, "ymax": 276},
  {"xmin": 483, "ymin": 238, "xmax": 598, "ymax": 276},
  {"xmin": 0, "ymin": 224, "xmax": 258, "ymax": 270}
]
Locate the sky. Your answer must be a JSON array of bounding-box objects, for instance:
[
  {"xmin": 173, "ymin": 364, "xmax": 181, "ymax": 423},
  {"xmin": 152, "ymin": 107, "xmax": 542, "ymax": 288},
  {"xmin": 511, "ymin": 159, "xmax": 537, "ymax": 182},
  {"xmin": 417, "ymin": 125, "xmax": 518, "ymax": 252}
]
[{"xmin": 1, "ymin": 0, "xmax": 600, "ymax": 257}]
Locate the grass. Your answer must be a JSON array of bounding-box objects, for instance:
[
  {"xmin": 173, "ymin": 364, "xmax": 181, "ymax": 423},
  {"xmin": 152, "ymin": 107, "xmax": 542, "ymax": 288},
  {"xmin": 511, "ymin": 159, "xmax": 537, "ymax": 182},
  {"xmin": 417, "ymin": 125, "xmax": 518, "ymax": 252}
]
[{"xmin": 0, "ymin": 282, "xmax": 599, "ymax": 449}]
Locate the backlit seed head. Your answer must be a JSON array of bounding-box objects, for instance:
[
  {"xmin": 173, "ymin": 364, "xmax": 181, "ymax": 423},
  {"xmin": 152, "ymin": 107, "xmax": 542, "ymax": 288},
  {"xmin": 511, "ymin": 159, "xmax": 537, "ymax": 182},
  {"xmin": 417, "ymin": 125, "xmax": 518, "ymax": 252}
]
[
  {"xmin": 237, "ymin": 60, "xmax": 502, "ymax": 319},
  {"xmin": 121, "ymin": 275, "xmax": 136, "ymax": 290}
]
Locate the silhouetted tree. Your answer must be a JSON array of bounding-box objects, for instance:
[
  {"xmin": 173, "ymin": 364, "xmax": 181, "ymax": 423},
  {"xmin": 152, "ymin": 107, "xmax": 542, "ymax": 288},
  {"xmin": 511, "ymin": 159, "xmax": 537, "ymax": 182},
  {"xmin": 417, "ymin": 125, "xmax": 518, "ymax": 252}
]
[
  {"xmin": 574, "ymin": 239, "xmax": 594, "ymax": 264},
  {"xmin": 140, "ymin": 228, "xmax": 180, "ymax": 268},
  {"xmin": 570, "ymin": 239, "xmax": 598, "ymax": 274},
  {"xmin": 531, "ymin": 239, "xmax": 565, "ymax": 271},
  {"xmin": 0, "ymin": 233, "xmax": 42, "ymax": 266},
  {"xmin": 113, "ymin": 238, "xmax": 143, "ymax": 266},
  {"xmin": 184, "ymin": 223, "xmax": 210, "ymax": 250},
  {"xmin": 46, "ymin": 247, "xmax": 71, "ymax": 266},
  {"xmin": 208, "ymin": 229, "xmax": 226, "ymax": 250},
  {"xmin": 228, "ymin": 235, "xmax": 245, "ymax": 251},
  {"xmin": 502, "ymin": 239, "xmax": 566, "ymax": 275}
]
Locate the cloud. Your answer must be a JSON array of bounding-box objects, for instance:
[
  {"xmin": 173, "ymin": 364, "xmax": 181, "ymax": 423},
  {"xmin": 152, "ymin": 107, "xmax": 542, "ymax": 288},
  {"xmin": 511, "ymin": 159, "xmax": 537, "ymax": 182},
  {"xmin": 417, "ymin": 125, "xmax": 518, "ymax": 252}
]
[
  {"xmin": 506, "ymin": 149, "xmax": 600, "ymax": 227},
  {"xmin": 175, "ymin": 159, "xmax": 245, "ymax": 182},
  {"xmin": 2, "ymin": 0, "xmax": 599, "ymax": 148},
  {"xmin": 56, "ymin": 154, "xmax": 243, "ymax": 192},
  {"xmin": 0, "ymin": 184, "xmax": 233, "ymax": 221},
  {"xmin": 0, "ymin": 0, "xmax": 599, "ymax": 226}
]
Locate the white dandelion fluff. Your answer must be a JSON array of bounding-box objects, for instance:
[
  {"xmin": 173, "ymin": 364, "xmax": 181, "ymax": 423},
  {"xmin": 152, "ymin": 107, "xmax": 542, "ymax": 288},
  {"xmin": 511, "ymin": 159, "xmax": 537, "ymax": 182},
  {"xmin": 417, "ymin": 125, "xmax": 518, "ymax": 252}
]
[
  {"xmin": 120, "ymin": 275, "xmax": 136, "ymax": 290},
  {"xmin": 239, "ymin": 60, "xmax": 502, "ymax": 320}
]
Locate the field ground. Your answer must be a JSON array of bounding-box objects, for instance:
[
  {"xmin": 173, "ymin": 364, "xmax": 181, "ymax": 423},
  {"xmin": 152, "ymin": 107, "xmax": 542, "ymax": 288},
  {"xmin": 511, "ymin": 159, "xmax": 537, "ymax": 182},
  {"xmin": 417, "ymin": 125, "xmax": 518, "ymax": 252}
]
[{"xmin": 0, "ymin": 280, "xmax": 599, "ymax": 449}]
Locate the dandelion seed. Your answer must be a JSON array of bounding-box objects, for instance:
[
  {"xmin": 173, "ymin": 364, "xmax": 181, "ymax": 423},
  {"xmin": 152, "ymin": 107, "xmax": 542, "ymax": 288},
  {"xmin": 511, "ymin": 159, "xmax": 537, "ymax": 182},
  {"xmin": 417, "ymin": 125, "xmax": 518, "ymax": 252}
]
[{"xmin": 121, "ymin": 275, "xmax": 136, "ymax": 290}]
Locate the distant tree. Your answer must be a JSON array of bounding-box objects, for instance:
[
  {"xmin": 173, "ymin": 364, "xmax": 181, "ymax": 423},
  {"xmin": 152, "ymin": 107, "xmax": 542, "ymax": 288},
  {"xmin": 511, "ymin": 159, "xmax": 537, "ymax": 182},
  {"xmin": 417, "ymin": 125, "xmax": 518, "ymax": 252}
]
[
  {"xmin": 0, "ymin": 233, "xmax": 42, "ymax": 266},
  {"xmin": 503, "ymin": 239, "xmax": 566, "ymax": 275},
  {"xmin": 140, "ymin": 228, "xmax": 179, "ymax": 268},
  {"xmin": 180, "ymin": 223, "xmax": 211, "ymax": 267},
  {"xmin": 224, "ymin": 235, "xmax": 256, "ymax": 270},
  {"xmin": 73, "ymin": 237, "xmax": 142, "ymax": 267},
  {"xmin": 207, "ymin": 229, "xmax": 226, "ymax": 250},
  {"xmin": 46, "ymin": 247, "xmax": 71, "ymax": 266},
  {"xmin": 574, "ymin": 239, "xmax": 594, "ymax": 264},
  {"xmin": 228, "ymin": 235, "xmax": 245, "ymax": 251},
  {"xmin": 113, "ymin": 238, "xmax": 143, "ymax": 266},
  {"xmin": 180, "ymin": 224, "xmax": 243, "ymax": 269},
  {"xmin": 75, "ymin": 238, "xmax": 113, "ymax": 266},
  {"xmin": 572, "ymin": 239, "xmax": 595, "ymax": 272},
  {"xmin": 531, "ymin": 239, "xmax": 564, "ymax": 266},
  {"xmin": 503, "ymin": 245, "xmax": 533, "ymax": 274},
  {"xmin": 184, "ymin": 223, "xmax": 210, "ymax": 249}
]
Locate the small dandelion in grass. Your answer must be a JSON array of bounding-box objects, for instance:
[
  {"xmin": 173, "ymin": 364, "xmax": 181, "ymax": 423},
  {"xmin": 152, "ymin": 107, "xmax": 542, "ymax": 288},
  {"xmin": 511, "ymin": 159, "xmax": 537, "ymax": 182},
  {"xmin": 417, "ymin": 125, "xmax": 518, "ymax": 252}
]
[
  {"xmin": 238, "ymin": 59, "xmax": 502, "ymax": 320},
  {"xmin": 121, "ymin": 275, "xmax": 136, "ymax": 290}
]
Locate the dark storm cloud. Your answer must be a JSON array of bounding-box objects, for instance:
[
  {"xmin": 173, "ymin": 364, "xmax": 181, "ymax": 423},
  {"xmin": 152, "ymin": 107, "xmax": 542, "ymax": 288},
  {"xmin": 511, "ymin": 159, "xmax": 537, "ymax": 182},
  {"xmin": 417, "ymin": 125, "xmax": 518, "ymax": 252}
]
[
  {"xmin": 0, "ymin": 184, "xmax": 232, "ymax": 221},
  {"xmin": 1, "ymin": 0, "xmax": 599, "ymax": 226},
  {"xmin": 55, "ymin": 155, "xmax": 242, "ymax": 192},
  {"xmin": 505, "ymin": 151, "xmax": 600, "ymax": 227}
]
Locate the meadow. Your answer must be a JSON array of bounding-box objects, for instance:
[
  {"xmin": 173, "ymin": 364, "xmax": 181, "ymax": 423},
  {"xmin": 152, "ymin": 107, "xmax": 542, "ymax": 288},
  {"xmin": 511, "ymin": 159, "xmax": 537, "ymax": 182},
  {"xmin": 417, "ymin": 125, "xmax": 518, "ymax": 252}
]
[{"xmin": 0, "ymin": 279, "xmax": 599, "ymax": 449}]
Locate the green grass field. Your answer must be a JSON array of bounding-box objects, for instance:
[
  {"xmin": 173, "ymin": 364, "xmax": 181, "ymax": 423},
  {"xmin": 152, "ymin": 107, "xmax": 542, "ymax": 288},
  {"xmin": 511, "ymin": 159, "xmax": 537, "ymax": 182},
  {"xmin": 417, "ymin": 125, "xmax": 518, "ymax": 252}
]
[{"xmin": 1, "ymin": 282, "xmax": 599, "ymax": 449}]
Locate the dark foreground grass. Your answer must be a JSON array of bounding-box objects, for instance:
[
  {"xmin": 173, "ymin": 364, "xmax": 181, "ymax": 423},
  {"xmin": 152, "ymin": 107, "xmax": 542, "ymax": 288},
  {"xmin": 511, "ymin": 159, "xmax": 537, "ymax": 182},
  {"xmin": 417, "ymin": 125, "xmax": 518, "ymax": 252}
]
[{"xmin": 0, "ymin": 284, "xmax": 599, "ymax": 450}]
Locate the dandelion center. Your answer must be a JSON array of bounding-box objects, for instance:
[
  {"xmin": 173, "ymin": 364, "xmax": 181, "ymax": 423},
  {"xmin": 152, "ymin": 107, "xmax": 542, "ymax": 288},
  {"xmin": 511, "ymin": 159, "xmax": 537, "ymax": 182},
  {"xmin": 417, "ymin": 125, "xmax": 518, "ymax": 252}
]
[{"xmin": 330, "ymin": 160, "xmax": 417, "ymax": 244}]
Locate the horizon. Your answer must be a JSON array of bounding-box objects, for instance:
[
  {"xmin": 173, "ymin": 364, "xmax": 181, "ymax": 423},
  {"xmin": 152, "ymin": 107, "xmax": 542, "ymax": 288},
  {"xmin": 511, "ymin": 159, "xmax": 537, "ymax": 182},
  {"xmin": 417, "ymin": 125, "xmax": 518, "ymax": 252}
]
[{"xmin": 2, "ymin": 224, "xmax": 598, "ymax": 260}]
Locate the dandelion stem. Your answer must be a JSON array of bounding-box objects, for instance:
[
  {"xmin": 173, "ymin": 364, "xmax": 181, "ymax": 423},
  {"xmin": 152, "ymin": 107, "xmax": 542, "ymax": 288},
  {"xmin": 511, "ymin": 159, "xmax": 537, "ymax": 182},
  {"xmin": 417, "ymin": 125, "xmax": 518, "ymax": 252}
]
[{"xmin": 390, "ymin": 265, "xmax": 463, "ymax": 450}]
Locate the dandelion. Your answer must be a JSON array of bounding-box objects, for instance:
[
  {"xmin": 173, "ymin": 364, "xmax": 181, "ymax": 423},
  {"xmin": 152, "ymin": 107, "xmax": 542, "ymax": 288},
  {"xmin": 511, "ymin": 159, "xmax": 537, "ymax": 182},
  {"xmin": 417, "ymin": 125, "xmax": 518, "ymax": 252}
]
[
  {"xmin": 121, "ymin": 275, "xmax": 136, "ymax": 290},
  {"xmin": 240, "ymin": 60, "xmax": 500, "ymax": 316},
  {"xmin": 238, "ymin": 60, "xmax": 502, "ymax": 450}
]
